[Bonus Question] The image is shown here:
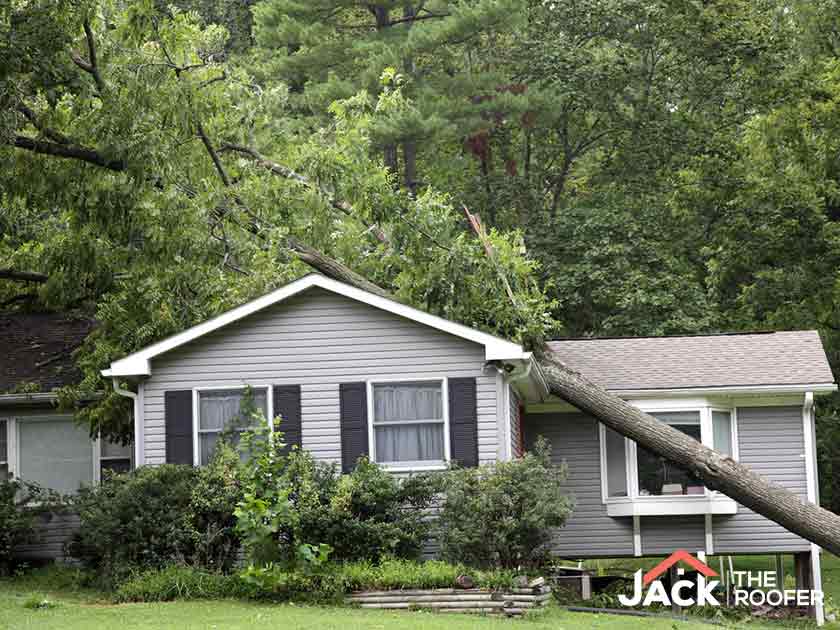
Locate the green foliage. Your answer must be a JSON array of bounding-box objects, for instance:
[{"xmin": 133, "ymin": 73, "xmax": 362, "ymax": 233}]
[
  {"xmin": 334, "ymin": 558, "xmax": 518, "ymax": 592},
  {"xmin": 71, "ymin": 451, "xmax": 241, "ymax": 583},
  {"xmin": 235, "ymin": 421, "xmax": 438, "ymax": 575},
  {"xmin": 437, "ymin": 438, "xmax": 572, "ymax": 569},
  {"xmin": 0, "ymin": 479, "xmax": 63, "ymax": 576},
  {"xmin": 114, "ymin": 565, "xmax": 255, "ymax": 603}
]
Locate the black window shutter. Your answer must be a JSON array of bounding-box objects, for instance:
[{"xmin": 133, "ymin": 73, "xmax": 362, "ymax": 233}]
[
  {"xmin": 273, "ymin": 385, "xmax": 302, "ymax": 454},
  {"xmin": 165, "ymin": 390, "xmax": 194, "ymax": 465},
  {"xmin": 340, "ymin": 382, "xmax": 369, "ymax": 473},
  {"xmin": 448, "ymin": 377, "xmax": 478, "ymax": 467}
]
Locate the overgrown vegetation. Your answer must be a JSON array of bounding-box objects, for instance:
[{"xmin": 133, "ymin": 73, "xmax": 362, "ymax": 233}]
[
  {"xmin": 0, "ymin": 479, "xmax": 62, "ymax": 576},
  {"xmin": 437, "ymin": 438, "xmax": 572, "ymax": 569},
  {"xmin": 70, "ymin": 448, "xmax": 241, "ymax": 585}
]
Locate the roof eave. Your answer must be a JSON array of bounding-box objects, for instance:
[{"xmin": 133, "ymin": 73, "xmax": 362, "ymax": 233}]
[{"xmin": 613, "ymin": 382, "xmax": 837, "ymax": 397}]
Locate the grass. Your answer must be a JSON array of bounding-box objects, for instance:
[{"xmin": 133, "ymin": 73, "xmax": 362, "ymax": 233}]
[{"xmin": 0, "ymin": 566, "xmax": 775, "ymax": 630}]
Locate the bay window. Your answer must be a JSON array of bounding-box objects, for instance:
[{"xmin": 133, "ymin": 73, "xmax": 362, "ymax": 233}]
[
  {"xmin": 369, "ymin": 380, "xmax": 448, "ymax": 469},
  {"xmin": 197, "ymin": 387, "xmax": 268, "ymax": 465},
  {"xmin": 600, "ymin": 406, "xmax": 738, "ymax": 516}
]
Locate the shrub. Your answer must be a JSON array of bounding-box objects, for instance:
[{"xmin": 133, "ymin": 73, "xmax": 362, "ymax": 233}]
[
  {"xmin": 114, "ymin": 565, "xmax": 256, "ymax": 602},
  {"xmin": 234, "ymin": 426, "xmax": 438, "ymax": 568},
  {"xmin": 437, "ymin": 437, "xmax": 573, "ymax": 569},
  {"xmin": 71, "ymin": 445, "xmax": 242, "ymax": 583},
  {"xmin": 0, "ymin": 478, "xmax": 62, "ymax": 576}
]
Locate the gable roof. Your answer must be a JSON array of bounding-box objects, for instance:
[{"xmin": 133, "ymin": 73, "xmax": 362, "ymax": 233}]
[
  {"xmin": 103, "ymin": 274, "xmax": 529, "ymax": 377},
  {"xmin": 0, "ymin": 312, "xmax": 95, "ymax": 393},
  {"xmin": 548, "ymin": 331, "xmax": 835, "ymax": 393}
]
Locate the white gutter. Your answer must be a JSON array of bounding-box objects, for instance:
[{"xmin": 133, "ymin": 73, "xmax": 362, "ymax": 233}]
[
  {"xmin": 611, "ymin": 383, "xmax": 837, "ymax": 397},
  {"xmin": 111, "ymin": 378, "xmax": 141, "ymax": 466}
]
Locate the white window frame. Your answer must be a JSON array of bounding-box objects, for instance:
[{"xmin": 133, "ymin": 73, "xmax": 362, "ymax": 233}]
[
  {"xmin": 599, "ymin": 404, "xmax": 739, "ymax": 516},
  {"xmin": 192, "ymin": 385, "xmax": 273, "ymax": 467},
  {"xmin": 4, "ymin": 415, "xmax": 103, "ymax": 491},
  {"xmin": 366, "ymin": 377, "xmax": 450, "ymax": 472}
]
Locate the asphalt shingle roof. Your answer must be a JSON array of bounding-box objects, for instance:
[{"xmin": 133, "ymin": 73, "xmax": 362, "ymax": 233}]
[
  {"xmin": 0, "ymin": 313, "xmax": 95, "ymax": 393},
  {"xmin": 547, "ymin": 331, "xmax": 835, "ymax": 391}
]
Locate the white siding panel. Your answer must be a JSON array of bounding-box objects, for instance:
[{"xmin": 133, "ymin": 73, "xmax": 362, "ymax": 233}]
[{"xmin": 142, "ymin": 288, "xmax": 499, "ymax": 465}]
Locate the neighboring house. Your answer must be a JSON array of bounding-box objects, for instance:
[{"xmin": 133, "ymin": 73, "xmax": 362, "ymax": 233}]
[{"xmin": 0, "ymin": 313, "xmax": 132, "ymax": 561}]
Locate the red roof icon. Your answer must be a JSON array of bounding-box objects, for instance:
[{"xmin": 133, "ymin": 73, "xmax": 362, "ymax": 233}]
[{"xmin": 643, "ymin": 550, "xmax": 719, "ymax": 586}]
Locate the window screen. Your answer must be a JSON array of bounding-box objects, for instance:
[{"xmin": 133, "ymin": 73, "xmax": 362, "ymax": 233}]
[
  {"xmin": 18, "ymin": 418, "xmax": 93, "ymax": 494},
  {"xmin": 372, "ymin": 381, "xmax": 445, "ymax": 464},
  {"xmin": 604, "ymin": 426, "xmax": 628, "ymax": 497}
]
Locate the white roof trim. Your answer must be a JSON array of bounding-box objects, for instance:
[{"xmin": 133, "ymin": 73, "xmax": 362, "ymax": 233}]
[
  {"xmin": 613, "ymin": 383, "xmax": 838, "ymax": 397},
  {"xmin": 102, "ymin": 274, "xmax": 528, "ymax": 377}
]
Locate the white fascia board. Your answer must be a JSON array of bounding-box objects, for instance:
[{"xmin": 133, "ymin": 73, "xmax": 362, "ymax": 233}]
[
  {"xmin": 615, "ymin": 383, "xmax": 837, "ymax": 397},
  {"xmin": 103, "ymin": 274, "xmax": 528, "ymax": 377}
]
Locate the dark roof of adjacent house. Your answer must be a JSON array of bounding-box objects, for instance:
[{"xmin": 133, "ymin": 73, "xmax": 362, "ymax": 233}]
[
  {"xmin": 0, "ymin": 313, "xmax": 95, "ymax": 393},
  {"xmin": 547, "ymin": 331, "xmax": 835, "ymax": 391}
]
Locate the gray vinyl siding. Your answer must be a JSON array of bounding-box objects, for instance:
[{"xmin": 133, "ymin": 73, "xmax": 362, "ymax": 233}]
[
  {"xmin": 142, "ymin": 288, "xmax": 500, "ymax": 465},
  {"xmin": 524, "ymin": 412, "xmax": 635, "ymax": 558},
  {"xmin": 713, "ymin": 406, "xmax": 810, "ymax": 553},
  {"xmin": 16, "ymin": 512, "xmax": 80, "ymax": 562},
  {"xmin": 641, "ymin": 516, "xmax": 705, "ymax": 556}
]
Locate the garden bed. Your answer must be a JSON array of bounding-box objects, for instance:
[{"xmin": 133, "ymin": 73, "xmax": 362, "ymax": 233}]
[{"xmin": 348, "ymin": 584, "xmax": 552, "ymax": 616}]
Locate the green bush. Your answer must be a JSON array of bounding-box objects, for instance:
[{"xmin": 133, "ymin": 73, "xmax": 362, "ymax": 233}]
[
  {"xmin": 437, "ymin": 437, "xmax": 573, "ymax": 569},
  {"xmin": 70, "ymin": 446, "xmax": 242, "ymax": 583},
  {"xmin": 235, "ymin": 434, "xmax": 438, "ymax": 567},
  {"xmin": 114, "ymin": 565, "xmax": 256, "ymax": 602},
  {"xmin": 0, "ymin": 478, "xmax": 63, "ymax": 575}
]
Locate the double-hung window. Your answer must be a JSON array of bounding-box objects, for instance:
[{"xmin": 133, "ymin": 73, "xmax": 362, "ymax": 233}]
[
  {"xmin": 370, "ymin": 380, "xmax": 447, "ymax": 469},
  {"xmin": 100, "ymin": 439, "xmax": 132, "ymax": 475},
  {"xmin": 601, "ymin": 406, "xmax": 738, "ymax": 515},
  {"xmin": 197, "ymin": 387, "xmax": 268, "ymax": 465}
]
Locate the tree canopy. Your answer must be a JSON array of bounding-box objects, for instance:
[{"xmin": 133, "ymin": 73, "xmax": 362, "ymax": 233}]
[{"xmin": 4, "ymin": 0, "xmax": 840, "ymax": 514}]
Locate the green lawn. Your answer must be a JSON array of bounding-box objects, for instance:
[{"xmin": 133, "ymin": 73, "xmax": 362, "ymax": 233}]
[
  {"xmin": 0, "ymin": 568, "xmax": 757, "ymax": 630},
  {"xmin": 1, "ymin": 561, "xmax": 835, "ymax": 630}
]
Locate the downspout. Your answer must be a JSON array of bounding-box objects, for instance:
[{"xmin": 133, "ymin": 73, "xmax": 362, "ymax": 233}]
[{"xmin": 111, "ymin": 378, "xmax": 140, "ymax": 467}]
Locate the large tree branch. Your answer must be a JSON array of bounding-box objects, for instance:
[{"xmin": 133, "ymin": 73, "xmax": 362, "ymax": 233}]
[
  {"xmin": 12, "ymin": 136, "xmax": 125, "ymax": 171},
  {"xmin": 71, "ymin": 19, "xmax": 105, "ymax": 93},
  {"xmin": 0, "ymin": 269, "xmax": 48, "ymax": 283}
]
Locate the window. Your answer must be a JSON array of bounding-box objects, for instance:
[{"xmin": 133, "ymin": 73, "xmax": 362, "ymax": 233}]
[
  {"xmin": 712, "ymin": 410, "xmax": 733, "ymax": 457},
  {"xmin": 370, "ymin": 380, "xmax": 446, "ymax": 467},
  {"xmin": 100, "ymin": 439, "xmax": 132, "ymax": 475},
  {"xmin": 0, "ymin": 420, "xmax": 7, "ymax": 481},
  {"xmin": 637, "ymin": 412, "xmax": 704, "ymax": 496},
  {"xmin": 18, "ymin": 418, "xmax": 94, "ymax": 494},
  {"xmin": 604, "ymin": 426, "xmax": 628, "ymax": 497},
  {"xmin": 197, "ymin": 388, "xmax": 268, "ymax": 465},
  {"xmin": 600, "ymin": 406, "xmax": 738, "ymax": 514}
]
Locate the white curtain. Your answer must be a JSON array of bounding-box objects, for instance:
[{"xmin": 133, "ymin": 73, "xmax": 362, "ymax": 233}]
[
  {"xmin": 198, "ymin": 389, "xmax": 267, "ymax": 464},
  {"xmin": 373, "ymin": 383, "xmax": 444, "ymax": 463},
  {"xmin": 18, "ymin": 418, "xmax": 93, "ymax": 494}
]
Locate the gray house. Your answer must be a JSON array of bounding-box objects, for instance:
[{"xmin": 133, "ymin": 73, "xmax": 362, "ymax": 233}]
[
  {"xmin": 6, "ymin": 275, "xmax": 835, "ymax": 621},
  {"xmin": 0, "ymin": 313, "xmax": 132, "ymax": 561}
]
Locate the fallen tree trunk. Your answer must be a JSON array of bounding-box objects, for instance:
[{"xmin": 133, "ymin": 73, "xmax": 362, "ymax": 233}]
[{"xmin": 299, "ymin": 252, "xmax": 840, "ymax": 556}]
